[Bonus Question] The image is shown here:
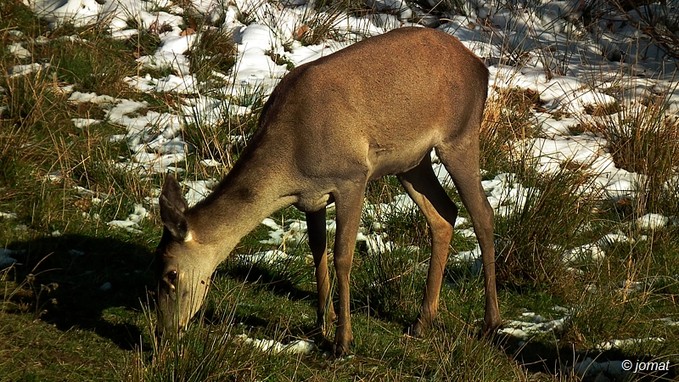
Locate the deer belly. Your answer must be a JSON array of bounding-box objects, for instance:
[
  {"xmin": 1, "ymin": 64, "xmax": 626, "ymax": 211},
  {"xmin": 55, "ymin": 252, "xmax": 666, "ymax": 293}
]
[
  {"xmin": 294, "ymin": 193, "xmax": 333, "ymax": 212},
  {"xmin": 367, "ymin": 144, "xmax": 430, "ymax": 180}
]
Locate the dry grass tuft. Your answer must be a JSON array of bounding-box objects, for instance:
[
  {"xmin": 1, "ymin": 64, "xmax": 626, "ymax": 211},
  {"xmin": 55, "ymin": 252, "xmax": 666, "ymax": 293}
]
[
  {"xmin": 583, "ymin": 96, "xmax": 679, "ymax": 215},
  {"xmin": 480, "ymin": 86, "xmax": 543, "ymax": 176}
]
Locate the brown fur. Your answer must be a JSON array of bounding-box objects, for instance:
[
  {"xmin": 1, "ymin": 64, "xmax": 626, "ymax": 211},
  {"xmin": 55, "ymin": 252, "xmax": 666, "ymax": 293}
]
[{"xmin": 156, "ymin": 27, "xmax": 500, "ymax": 356}]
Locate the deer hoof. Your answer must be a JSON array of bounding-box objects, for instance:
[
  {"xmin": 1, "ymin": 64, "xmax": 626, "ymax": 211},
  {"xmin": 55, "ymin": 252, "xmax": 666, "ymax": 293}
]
[
  {"xmin": 332, "ymin": 334, "xmax": 353, "ymax": 358},
  {"xmin": 407, "ymin": 317, "xmax": 431, "ymax": 338},
  {"xmin": 482, "ymin": 313, "xmax": 502, "ymax": 336}
]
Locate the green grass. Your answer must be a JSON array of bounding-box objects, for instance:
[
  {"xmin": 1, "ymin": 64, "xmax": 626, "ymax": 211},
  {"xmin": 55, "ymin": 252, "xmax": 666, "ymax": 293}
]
[{"xmin": 1, "ymin": 2, "xmax": 679, "ymax": 381}]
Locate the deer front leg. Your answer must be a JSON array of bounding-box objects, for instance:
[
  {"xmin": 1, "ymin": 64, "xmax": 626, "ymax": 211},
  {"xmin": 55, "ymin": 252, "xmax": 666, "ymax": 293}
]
[
  {"xmin": 331, "ymin": 187, "xmax": 365, "ymax": 357},
  {"xmin": 306, "ymin": 209, "xmax": 335, "ymax": 336}
]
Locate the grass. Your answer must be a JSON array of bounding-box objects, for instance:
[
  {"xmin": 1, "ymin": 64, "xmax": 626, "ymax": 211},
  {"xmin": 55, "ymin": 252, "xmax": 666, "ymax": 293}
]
[
  {"xmin": 582, "ymin": 92, "xmax": 679, "ymax": 216},
  {"xmin": 480, "ymin": 86, "xmax": 542, "ymax": 177},
  {"xmin": 494, "ymin": 162, "xmax": 602, "ymax": 296},
  {"xmin": 1, "ymin": 1, "xmax": 679, "ymax": 381},
  {"xmin": 187, "ymin": 28, "xmax": 237, "ymax": 86},
  {"xmin": 605, "ymin": 0, "xmax": 679, "ymax": 59}
]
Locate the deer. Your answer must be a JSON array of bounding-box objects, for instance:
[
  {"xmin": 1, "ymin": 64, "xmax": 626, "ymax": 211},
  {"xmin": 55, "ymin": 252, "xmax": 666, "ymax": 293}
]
[{"xmin": 155, "ymin": 26, "xmax": 500, "ymax": 356}]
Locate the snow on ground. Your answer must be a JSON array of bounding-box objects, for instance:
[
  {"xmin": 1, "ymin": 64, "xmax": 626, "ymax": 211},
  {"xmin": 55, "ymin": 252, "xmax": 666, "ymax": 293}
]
[
  {"xmin": 498, "ymin": 309, "xmax": 570, "ymax": 339},
  {"xmin": 235, "ymin": 334, "xmax": 315, "ymax": 355},
  {"xmin": 13, "ymin": 0, "xmax": 679, "ymax": 355},
  {"xmin": 107, "ymin": 203, "xmax": 149, "ymax": 232},
  {"xmin": 236, "ymin": 249, "xmax": 296, "ymax": 265}
]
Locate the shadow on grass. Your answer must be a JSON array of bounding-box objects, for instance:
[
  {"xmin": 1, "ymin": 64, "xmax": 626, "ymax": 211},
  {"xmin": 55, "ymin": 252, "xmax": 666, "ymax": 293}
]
[
  {"xmin": 208, "ymin": 261, "xmax": 344, "ymax": 349},
  {"xmin": 444, "ymin": 262, "xmax": 678, "ymax": 381},
  {"xmin": 4, "ymin": 234, "xmax": 154, "ymax": 350},
  {"xmin": 222, "ymin": 261, "xmax": 313, "ymax": 302},
  {"xmin": 495, "ymin": 333, "xmax": 677, "ymax": 381}
]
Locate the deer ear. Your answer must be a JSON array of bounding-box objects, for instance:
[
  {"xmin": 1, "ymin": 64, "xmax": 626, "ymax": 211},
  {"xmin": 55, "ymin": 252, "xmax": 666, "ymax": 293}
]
[{"xmin": 160, "ymin": 174, "xmax": 189, "ymax": 241}]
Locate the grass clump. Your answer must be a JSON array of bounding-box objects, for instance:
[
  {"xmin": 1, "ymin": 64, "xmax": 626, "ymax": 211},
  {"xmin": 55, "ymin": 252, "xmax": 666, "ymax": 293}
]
[
  {"xmin": 558, "ymin": 224, "xmax": 679, "ymax": 374},
  {"xmin": 128, "ymin": 305, "xmax": 249, "ymax": 382},
  {"xmin": 295, "ymin": 6, "xmax": 346, "ymax": 46},
  {"xmin": 494, "ymin": 161, "xmax": 602, "ymax": 298},
  {"xmin": 584, "ymin": 95, "xmax": 679, "ymax": 216},
  {"xmin": 0, "ymin": 46, "xmax": 151, "ymax": 232},
  {"xmin": 352, "ymin": 245, "xmax": 426, "ymax": 324},
  {"xmin": 30, "ymin": 28, "xmax": 137, "ymax": 95},
  {"xmin": 181, "ymin": 95, "xmax": 262, "ymax": 176},
  {"xmin": 606, "ymin": 0, "xmax": 679, "ymax": 59},
  {"xmin": 0, "ymin": 0, "xmax": 48, "ymax": 40},
  {"xmin": 481, "ymin": 86, "xmax": 543, "ymax": 176},
  {"xmin": 187, "ymin": 28, "xmax": 237, "ymax": 85}
]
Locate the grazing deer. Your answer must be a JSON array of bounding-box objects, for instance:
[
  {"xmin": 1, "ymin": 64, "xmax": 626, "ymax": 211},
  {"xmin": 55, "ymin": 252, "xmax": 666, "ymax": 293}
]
[{"xmin": 156, "ymin": 27, "xmax": 500, "ymax": 356}]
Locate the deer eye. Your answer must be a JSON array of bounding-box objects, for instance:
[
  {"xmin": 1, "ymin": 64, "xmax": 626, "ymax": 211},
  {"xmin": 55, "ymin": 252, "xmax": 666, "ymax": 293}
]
[{"xmin": 165, "ymin": 270, "xmax": 178, "ymax": 286}]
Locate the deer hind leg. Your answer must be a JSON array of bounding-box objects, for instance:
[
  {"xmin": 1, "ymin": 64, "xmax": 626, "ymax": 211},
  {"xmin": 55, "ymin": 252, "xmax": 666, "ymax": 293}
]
[
  {"xmin": 398, "ymin": 158, "xmax": 458, "ymax": 337},
  {"xmin": 435, "ymin": 142, "xmax": 501, "ymax": 334},
  {"xmin": 331, "ymin": 184, "xmax": 366, "ymax": 356},
  {"xmin": 306, "ymin": 209, "xmax": 336, "ymax": 336}
]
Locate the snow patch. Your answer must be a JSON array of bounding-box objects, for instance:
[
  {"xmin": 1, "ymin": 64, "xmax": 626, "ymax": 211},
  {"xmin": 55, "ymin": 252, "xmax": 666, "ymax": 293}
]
[
  {"xmin": 235, "ymin": 334, "xmax": 315, "ymax": 354},
  {"xmin": 498, "ymin": 310, "xmax": 570, "ymax": 339},
  {"xmin": 637, "ymin": 213, "xmax": 669, "ymax": 230},
  {"xmin": 107, "ymin": 204, "xmax": 148, "ymax": 233}
]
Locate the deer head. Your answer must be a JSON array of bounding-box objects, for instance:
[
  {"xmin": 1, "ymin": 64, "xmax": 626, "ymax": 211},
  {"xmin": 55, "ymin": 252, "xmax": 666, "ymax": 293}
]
[{"xmin": 155, "ymin": 175, "xmax": 219, "ymax": 336}]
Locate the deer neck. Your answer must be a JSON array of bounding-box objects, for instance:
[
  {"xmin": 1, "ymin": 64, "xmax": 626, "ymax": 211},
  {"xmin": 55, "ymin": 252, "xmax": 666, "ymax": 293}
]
[{"xmin": 186, "ymin": 148, "xmax": 297, "ymax": 264}]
